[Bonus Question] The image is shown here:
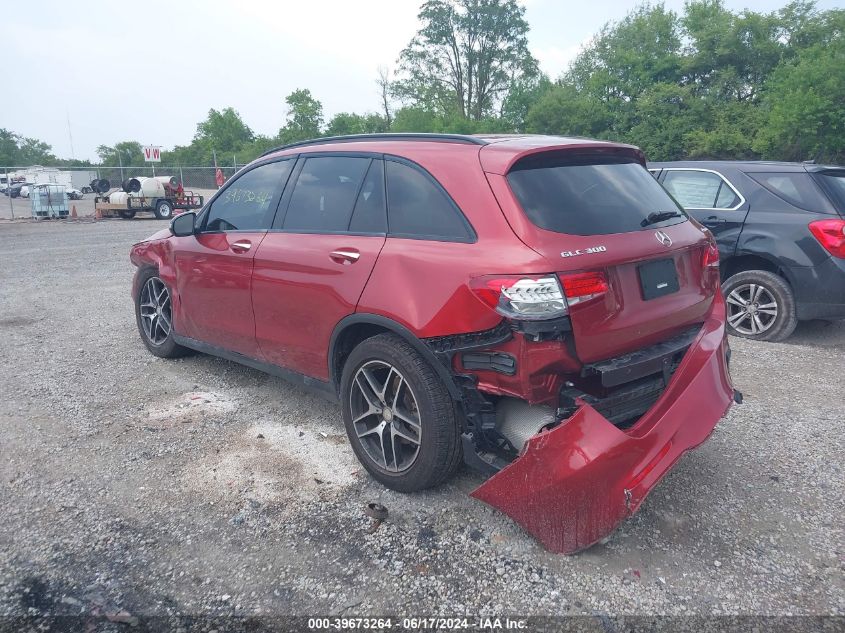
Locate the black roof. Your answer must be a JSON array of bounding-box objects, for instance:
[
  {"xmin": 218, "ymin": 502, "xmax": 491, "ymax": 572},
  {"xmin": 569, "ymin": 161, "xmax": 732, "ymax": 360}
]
[
  {"xmin": 648, "ymin": 160, "xmax": 843, "ymax": 172},
  {"xmin": 259, "ymin": 133, "xmax": 489, "ymax": 157}
]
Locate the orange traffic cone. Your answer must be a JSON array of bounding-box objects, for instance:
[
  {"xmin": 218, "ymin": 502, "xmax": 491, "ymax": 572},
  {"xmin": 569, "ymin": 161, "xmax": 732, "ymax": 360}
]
[
  {"xmin": 95, "ymin": 206, "xmax": 102, "ymax": 220},
  {"xmin": 71, "ymin": 205, "xmax": 77, "ymax": 219}
]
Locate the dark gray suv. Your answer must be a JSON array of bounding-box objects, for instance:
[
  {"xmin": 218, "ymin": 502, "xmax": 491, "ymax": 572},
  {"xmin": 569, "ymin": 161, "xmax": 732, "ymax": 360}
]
[{"xmin": 649, "ymin": 161, "xmax": 845, "ymax": 341}]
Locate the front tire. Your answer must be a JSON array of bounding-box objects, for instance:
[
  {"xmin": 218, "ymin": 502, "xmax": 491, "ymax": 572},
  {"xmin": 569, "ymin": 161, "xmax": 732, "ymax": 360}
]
[
  {"xmin": 134, "ymin": 268, "xmax": 189, "ymax": 358},
  {"xmin": 154, "ymin": 200, "xmax": 173, "ymax": 220},
  {"xmin": 723, "ymin": 270, "xmax": 797, "ymax": 342},
  {"xmin": 340, "ymin": 333, "xmax": 462, "ymax": 493}
]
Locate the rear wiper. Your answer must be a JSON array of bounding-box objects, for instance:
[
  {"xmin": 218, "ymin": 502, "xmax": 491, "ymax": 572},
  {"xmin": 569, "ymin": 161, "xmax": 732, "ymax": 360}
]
[{"xmin": 641, "ymin": 211, "xmax": 683, "ymax": 227}]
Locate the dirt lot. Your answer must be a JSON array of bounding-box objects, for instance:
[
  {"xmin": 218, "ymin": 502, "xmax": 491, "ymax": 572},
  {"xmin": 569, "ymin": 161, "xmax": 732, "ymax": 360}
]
[{"xmin": 0, "ymin": 219, "xmax": 843, "ymax": 627}]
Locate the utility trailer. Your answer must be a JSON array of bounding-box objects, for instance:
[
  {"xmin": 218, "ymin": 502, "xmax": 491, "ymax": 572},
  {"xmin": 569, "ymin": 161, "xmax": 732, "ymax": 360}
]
[
  {"xmin": 93, "ymin": 176, "xmax": 204, "ymax": 220},
  {"xmin": 94, "ymin": 192, "xmax": 204, "ymax": 220}
]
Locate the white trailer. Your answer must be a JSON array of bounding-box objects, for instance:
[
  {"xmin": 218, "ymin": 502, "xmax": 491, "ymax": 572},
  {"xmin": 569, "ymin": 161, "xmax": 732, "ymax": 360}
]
[
  {"xmin": 70, "ymin": 170, "xmax": 98, "ymax": 191},
  {"xmin": 9, "ymin": 166, "xmax": 72, "ymax": 188}
]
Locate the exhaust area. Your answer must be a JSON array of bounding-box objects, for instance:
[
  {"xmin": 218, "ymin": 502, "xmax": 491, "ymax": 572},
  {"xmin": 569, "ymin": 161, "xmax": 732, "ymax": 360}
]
[{"xmin": 495, "ymin": 398, "xmax": 557, "ymax": 452}]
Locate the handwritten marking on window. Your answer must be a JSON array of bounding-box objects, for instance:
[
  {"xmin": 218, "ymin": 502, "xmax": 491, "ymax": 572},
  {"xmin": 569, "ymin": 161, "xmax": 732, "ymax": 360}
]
[{"xmin": 223, "ymin": 188, "xmax": 273, "ymax": 207}]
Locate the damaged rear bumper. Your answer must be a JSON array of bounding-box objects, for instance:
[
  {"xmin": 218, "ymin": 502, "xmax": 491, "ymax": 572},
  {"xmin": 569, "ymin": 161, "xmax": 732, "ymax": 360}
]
[{"xmin": 470, "ymin": 297, "xmax": 735, "ymax": 554}]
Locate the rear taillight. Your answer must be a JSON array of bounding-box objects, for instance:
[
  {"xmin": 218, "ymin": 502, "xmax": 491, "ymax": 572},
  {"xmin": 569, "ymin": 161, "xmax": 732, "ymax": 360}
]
[
  {"xmin": 559, "ymin": 271, "xmax": 609, "ymax": 306},
  {"xmin": 702, "ymin": 241, "xmax": 720, "ymax": 268},
  {"xmin": 470, "ymin": 271, "xmax": 607, "ymax": 320},
  {"xmin": 470, "ymin": 276, "xmax": 567, "ymax": 320},
  {"xmin": 809, "ymin": 219, "xmax": 845, "ymax": 258}
]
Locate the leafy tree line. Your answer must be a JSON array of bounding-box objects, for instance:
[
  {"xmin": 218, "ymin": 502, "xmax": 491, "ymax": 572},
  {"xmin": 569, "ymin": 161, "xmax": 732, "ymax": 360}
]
[{"xmin": 4, "ymin": 0, "xmax": 844, "ymax": 168}]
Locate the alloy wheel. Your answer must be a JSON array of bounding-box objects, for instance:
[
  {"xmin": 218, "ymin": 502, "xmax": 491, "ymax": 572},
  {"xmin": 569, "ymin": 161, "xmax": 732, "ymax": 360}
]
[
  {"xmin": 726, "ymin": 283, "xmax": 778, "ymax": 336},
  {"xmin": 139, "ymin": 277, "xmax": 172, "ymax": 346},
  {"xmin": 349, "ymin": 361, "xmax": 422, "ymax": 473}
]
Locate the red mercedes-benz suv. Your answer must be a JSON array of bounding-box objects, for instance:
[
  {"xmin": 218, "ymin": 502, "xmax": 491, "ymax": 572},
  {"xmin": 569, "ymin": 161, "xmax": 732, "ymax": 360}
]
[{"xmin": 130, "ymin": 133, "xmax": 737, "ymax": 553}]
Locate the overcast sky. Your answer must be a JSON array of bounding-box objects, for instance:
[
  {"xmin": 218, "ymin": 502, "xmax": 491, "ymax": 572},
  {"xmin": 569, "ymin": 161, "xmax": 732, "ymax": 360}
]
[{"xmin": 1, "ymin": 0, "xmax": 841, "ymax": 162}]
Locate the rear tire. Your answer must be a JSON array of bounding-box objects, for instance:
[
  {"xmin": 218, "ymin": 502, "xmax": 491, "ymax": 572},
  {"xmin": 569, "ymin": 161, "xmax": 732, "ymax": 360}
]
[
  {"xmin": 154, "ymin": 200, "xmax": 173, "ymax": 220},
  {"xmin": 723, "ymin": 270, "xmax": 797, "ymax": 342},
  {"xmin": 340, "ymin": 333, "xmax": 462, "ymax": 493},
  {"xmin": 134, "ymin": 268, "xmax": 190, "ymax": 358},
  {"xmin": 119, "ymin": 210, "xmax": 136, "ymax": 220}
]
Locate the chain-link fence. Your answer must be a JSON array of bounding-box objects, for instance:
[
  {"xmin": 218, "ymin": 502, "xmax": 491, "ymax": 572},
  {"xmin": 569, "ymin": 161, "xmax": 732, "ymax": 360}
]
[{"xmin": 2, "ymin": 164, "xmax": 245, "ymax": 193}]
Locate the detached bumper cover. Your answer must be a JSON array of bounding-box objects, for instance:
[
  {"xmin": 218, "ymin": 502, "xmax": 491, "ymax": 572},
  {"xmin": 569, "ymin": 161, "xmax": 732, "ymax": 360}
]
[{"xmin": 471, "ymin": 295, "xmax": 734, "ymax": 554}]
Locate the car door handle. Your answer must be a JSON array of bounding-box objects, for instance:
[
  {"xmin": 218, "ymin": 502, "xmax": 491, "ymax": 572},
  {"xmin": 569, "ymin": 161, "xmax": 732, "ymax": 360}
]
[
  {"xmin": 703, "ymin": 216, "xmax": 727, "ymax": 225},
  {"xmin": 330, "ymin": 249, "xmax": 361, "ymax": 264},
  {"xmin": 230, "ymin": 239, "xmax": 252, "ymax": 253}
]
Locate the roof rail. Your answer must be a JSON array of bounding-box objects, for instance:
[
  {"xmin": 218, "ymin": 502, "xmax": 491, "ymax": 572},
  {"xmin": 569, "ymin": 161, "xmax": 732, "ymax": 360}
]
[{"xmin": 259, "ymin": 133, "xmax": 489, "ymax": 157}]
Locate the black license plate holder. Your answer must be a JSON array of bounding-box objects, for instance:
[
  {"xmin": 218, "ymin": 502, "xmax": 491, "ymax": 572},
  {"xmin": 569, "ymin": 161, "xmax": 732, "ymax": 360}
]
[{"xmin": 638, "ymin": 258, "xmax": 680, "ymax": 300}]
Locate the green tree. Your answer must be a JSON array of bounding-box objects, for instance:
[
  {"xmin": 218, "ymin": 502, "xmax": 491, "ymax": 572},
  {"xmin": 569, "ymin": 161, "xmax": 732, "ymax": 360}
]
[
  {"xmin": 395, "ymin": 0, "xmax": 538, "ymax": 121},
  {"xmin": 525, "ymin": 83, "xmax": 614, "ymax": 138},
  {"xmin": 754, "ymin": 13, "xmax": 845, "ymax": 162},
  {"xmin": 390, "ymin": 107, "xmax": 441, "ymax": 132},
  {"xmin": 0, "ymin": 129, "xmax": 55, "ymax": 165},
  {"xmin": 626, "ymin": 83, "xmax": 708, "ymax": 160},
  {"xmin": 96, "ymin": 141, "xmax": 144, "ymax": 167},
  {"xmin": 325, "ymin": 112, "xmax": 388, "ymax": 136},
  {"xmin": 279, "ymin": 89, "xmax": 324, "ymax": 143},
  {"xmin": 194, "ymin": 107, "xmax": 254, "ymax": 153},
  {"xmin": 500, "ymin": 73, "xmax": 552, "ymax": 132}
]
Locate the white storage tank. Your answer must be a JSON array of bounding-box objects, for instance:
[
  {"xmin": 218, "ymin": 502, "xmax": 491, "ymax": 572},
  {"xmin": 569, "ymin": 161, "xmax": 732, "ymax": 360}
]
[{"xmin": 128, "ymin": 177, "xmax": 166, "ymax": 199}]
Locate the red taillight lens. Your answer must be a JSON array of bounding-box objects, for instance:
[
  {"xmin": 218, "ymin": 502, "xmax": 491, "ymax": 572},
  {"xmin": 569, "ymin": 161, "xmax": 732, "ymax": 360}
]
[
  {"xmin": 702, "ymin": 241, "xmax": 720, "ymax": 268},
  {"xmin": 809, "ymin": 219, "xmax": 845, "ymax": 258},
  {"xmin": 559, "ymin": 271, "xmax": 609, "ymax": 306}
]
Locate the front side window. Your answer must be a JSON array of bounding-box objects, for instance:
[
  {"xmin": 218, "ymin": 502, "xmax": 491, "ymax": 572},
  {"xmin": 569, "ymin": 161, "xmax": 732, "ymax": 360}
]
[
  {"xmin": 662, "ymin": 170, "xmax": 740, "ymax": 210},
  {"xmin": 205, "ymin": 160, "xmax": 293, "ymax": 231},
  {"xmin": 507, "ymin": 155, "xmax": 686, "ymax": 236},
  {"xmin": 385, "ymin": 160, "xmax": 473, "ymax": 241},
  {"xmin": 282, "ymin": 156, "xmax": 371, "ymax": 232}
]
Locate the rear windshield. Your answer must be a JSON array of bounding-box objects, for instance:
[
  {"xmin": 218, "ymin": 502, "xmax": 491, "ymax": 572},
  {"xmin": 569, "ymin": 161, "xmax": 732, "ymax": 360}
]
[
  {"xmin": 815, "ymin": 171, "xmax": 845, "ymax": 211},
  {"xmin": 507, "ymin": 155, "xmax": 685, "ymax": 235}
]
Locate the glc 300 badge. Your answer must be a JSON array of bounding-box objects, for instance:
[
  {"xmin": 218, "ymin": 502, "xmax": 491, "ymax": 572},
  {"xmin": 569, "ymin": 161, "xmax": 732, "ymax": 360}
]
[{"xmin": 561, "ymin": 246, "xmax": 607, "ymax": 258}]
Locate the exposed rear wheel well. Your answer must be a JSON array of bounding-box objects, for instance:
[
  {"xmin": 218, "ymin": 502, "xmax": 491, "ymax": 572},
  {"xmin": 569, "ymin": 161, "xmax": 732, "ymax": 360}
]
[
  {"xmin": 331, "ymin": 323, "xmax": 391, "ymax": 390},
  {"xmin": 721, "ymin": 255, "xmax": 791, "ymax": 286}
]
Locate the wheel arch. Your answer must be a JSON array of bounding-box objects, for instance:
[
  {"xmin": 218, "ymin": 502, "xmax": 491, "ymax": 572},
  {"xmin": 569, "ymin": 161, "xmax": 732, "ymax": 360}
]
[
  {"xmin": 328, "ymin": 314, "xmax": 461, "ymax": 400},
  {"xmin": 721, "ymin": 253, "xmax": 795, "ymax": 288}
]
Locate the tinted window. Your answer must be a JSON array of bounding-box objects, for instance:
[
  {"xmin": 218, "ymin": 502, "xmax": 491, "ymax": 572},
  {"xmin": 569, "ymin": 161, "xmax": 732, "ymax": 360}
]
[
  {"xmin": 349, "ymin": 159, "xmax": 386, "ymax": 233},
  {"xmin": 662, "ymin": 170, "xmax": 739, "ymax": 209},
  {"xmin": 205, "ymin": 160, "xmax": 292, "ymax": 231},
  {"xmin": 385, "ymin": 160, "xmax": 473, "ymax": 241},
  {"xmin": 283, "ymin": 156, "xmax": 370, "ymax": 232},
  {"xmin": 749, "ymin": 172, "xmax": 832, "ymax": 212},
  {"xmin": 507, "ymin": 155, "xmax": 685, "ymax": 236},
  {"xmin": 816, "ymin": 171, "xmax": 845, "ymax": 209}
]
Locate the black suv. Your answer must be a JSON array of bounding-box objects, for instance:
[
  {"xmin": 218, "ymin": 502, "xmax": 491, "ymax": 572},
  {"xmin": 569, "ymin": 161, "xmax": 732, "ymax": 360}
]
[{"xmin": 648, "ymin": 161, "xmax": 845, "ymax": 341}]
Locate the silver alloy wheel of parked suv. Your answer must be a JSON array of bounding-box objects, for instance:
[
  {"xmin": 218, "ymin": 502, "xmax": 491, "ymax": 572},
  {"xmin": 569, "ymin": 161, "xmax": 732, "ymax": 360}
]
[{"xmin": 726, "ymin": 283, "xmax": 778, "ymax": 335}]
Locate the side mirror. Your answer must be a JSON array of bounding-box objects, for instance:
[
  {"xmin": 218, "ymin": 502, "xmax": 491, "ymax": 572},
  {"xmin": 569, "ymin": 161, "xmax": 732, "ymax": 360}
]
[{"xmin": 170, "ymin": 211, "xmax": 196, "ymax": 237}]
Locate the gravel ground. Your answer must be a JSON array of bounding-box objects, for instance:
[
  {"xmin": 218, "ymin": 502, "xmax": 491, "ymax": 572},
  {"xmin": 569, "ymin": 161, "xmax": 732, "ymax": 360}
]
[{"xmin": 0, "ymin": 220, "xmax": 843, "ymax": 627}]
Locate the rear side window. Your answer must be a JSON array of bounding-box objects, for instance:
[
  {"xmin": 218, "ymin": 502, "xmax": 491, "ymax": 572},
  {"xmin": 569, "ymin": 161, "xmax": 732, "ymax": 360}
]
[
  {"xmin": 816, "ymin": 171, "xmax": 845, "ymax": 210},
  {"xmin": 282, "ymin": 156, "xmax": 370, "ymax": 232},
  {"xmin": 507, "ymin": 155, "xmax": 685, "ymax": 236},
  {"xmin": 748, "ymin": 172, "xmax": 832, "ymax": 212},
  {"xmin": 349, "ymin": 159, "xmax": 386, "ymax": 233},
  {"xmin": 385, "ymin": 159, "xmax": 474, "ymax": 241},
  {"xmin": 205, "ymin": 159, "xmax": 292, "ymax": 231},
  {"xmin": 662, "ymin": 170, "xmax": 740, "ymax": 209}
]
